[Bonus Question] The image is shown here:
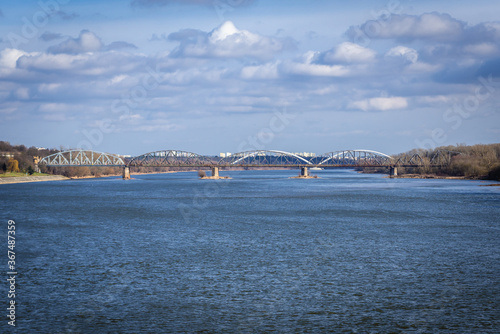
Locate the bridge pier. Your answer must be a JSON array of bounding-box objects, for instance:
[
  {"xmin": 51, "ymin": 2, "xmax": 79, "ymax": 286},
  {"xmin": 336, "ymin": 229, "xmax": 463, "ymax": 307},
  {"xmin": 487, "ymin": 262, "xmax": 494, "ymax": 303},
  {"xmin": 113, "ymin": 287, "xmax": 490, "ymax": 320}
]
[
  {"xmin": 33, "ymin": 156, "xmax": 40, "ymax": 173},
  {"xmin": 211, "ymin": 167, "xmax": 219, "ymax": 178},
  {"xmin": 390, "ymin": 166, "xmax": 398, "ymax": 177},
  {"xmin": 123, "ymin": 166, "xmax": 131, "ymax": 180},
  {"xmin": 291, "ymin": 166, "xmax": 317, "ymax": 179}
]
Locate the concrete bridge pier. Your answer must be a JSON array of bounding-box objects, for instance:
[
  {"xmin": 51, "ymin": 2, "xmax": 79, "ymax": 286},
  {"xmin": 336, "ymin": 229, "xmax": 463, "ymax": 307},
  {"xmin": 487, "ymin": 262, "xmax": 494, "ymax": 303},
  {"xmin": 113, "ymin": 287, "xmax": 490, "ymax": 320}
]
[
  {"xmin": 123, "ymin": 166, "xmax": 131, "ymax": 180},
  {"xmin": 390, "ymin": 166, "xmax": 398, "ymax": 177},
  {"xmin": 33, "ymin": 156, "xmax": 41, "ymax": 173},
  {"xmin": 211, "ymin": 167, "xmax": 219, "ymax": 178},
  {"xmin": 291, "ymin": 166, "xmax": 317, "ymax": 179}
]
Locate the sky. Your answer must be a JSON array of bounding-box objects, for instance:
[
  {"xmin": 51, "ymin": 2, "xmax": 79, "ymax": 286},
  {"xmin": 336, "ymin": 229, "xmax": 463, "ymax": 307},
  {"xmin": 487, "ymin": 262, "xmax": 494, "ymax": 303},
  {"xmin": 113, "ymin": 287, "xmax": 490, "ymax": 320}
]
[{"xmin": 0, "ymin": 0, "xmax": 499, "ymax": 156}]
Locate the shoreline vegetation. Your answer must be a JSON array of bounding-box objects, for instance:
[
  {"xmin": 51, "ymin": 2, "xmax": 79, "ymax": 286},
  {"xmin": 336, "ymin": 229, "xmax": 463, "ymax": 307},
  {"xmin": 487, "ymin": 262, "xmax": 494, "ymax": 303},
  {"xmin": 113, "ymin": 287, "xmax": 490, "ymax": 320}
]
[
  {"xmin": 1, "ymin": 141, "xmax": 499, "ymax": 184},
  {"xmin": 358, "ymin": 143, "xmax": 500, "ymax": 182}
]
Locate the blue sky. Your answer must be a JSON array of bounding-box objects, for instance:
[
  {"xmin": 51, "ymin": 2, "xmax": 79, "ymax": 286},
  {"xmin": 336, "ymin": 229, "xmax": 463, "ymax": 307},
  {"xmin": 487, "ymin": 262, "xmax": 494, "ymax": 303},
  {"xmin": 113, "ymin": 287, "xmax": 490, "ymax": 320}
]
[{"xmin": 0, "ymin": 0, "xmax": 499, "ymax": 156}]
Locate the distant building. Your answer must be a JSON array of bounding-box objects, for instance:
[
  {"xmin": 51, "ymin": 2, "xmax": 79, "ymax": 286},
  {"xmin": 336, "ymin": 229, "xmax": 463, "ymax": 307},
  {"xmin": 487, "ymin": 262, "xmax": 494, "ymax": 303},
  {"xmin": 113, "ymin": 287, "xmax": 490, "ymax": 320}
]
[
  {"xmin": 0, "ymin": 152, "xmax": 15, "ymax": 158},
  {"xmin": 219, "ymin": 152, "xmax": 232, "ymax": 158},
  {"xmin": 293, "ymin": 152, "xmax": 316, "ymax": 157}
]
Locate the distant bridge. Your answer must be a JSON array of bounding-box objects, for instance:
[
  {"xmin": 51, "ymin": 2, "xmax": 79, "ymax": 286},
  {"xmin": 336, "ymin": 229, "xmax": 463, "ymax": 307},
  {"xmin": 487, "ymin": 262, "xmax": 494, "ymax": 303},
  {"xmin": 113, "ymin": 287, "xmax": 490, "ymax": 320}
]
[{"xmin": 38, "ymin": 149, "xmax": 458, "ymax": 179}]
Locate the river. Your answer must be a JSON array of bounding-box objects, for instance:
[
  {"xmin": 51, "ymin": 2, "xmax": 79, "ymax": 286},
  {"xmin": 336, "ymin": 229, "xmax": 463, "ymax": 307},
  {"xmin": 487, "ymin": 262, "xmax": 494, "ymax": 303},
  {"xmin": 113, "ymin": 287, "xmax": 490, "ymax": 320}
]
[{"xmin": 1, "ymin": 169, "xmax": 499, "ymax": 333}]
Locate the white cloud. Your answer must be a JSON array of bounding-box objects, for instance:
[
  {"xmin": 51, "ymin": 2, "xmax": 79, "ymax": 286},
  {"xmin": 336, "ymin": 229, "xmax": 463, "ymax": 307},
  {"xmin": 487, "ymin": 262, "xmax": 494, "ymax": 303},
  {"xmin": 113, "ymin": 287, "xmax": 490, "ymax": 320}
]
[
  {"xmin": 386, "ymin": 46, "xmax": 418, "ymax": 63},
  {"xmin": 241, "ymin": 62, "xmax": 279, "ymax": 79},
  {"xmin": 323, "ymin": 42, "xmax": 376, "ymax": 63},
  {"xmin": 283, "ymin": 61, "xmax": 348, "ymax": 77},
  {"xmin": 463, "ymin": 43, "xmax": 499, "ymax": 57},
  {"xmin": 170, "ymin": 21, "xmax": 294, "ymax": 60},
  {"xmin": 0, "ymin": 49, "xmax": 32, "ymax": 68},
  {"xmin": 350, "ymin": 13, "xmax": 464, "ymax": 42},
  {"xmin": 18, "ymin": 53, "xmax": 90, "ymax": 71},
  {"xmin": 349, "ymin": 97, "xmax": 408, "ymax": 111},
  {"xmin": 49, "ymin": 30, "xmax": 103, "ymax": 54}
]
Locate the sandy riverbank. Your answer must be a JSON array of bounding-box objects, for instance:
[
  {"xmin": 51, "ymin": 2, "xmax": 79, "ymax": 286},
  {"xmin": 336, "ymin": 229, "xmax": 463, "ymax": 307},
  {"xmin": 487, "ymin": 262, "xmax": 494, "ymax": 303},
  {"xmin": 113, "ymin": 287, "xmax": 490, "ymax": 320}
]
[
  {"xmin": 386, "ymin": 173, "xmax": 500, "ymax": 184},
  {"xmin": 0, "ymin": 170, "xmax": 183, "ymax": 185},
  {"xmin": 0, "ymin": 175, "xmax": 70, "ymax": 185}
]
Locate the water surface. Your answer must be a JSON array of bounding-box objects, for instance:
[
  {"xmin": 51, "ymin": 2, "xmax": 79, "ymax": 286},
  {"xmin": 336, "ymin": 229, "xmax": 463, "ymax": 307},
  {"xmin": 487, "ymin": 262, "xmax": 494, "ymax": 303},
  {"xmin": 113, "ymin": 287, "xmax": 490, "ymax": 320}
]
[{"xmin": 1, "ymin": 170, "xmax": 499, "ymax": 333}]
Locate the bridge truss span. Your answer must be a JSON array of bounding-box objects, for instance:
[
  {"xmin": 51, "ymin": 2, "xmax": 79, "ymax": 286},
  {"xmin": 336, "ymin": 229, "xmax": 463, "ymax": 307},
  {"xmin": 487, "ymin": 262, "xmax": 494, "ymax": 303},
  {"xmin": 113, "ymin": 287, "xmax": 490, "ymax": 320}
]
[
  {"xmin": 127, "ymin": 150, "xmax": 218, "ymax": 167},
  {"xmin": 317, "ymin": 149, "xmax": 393, "ymax": 166},
  {"xmin": 220, "ymin": 150, "xmax": 313, "ymax": 166},
  {"xmin": 39, "ymin": 150, "xmax": 126, "ymax": 167}
]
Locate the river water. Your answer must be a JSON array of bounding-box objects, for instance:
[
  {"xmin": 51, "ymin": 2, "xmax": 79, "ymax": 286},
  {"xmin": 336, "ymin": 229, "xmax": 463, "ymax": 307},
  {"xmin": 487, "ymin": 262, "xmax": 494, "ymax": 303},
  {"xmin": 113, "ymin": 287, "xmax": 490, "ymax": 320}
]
[{"xmin": 1, "ymin": 170, "xmax": 499, "ymax": 333}]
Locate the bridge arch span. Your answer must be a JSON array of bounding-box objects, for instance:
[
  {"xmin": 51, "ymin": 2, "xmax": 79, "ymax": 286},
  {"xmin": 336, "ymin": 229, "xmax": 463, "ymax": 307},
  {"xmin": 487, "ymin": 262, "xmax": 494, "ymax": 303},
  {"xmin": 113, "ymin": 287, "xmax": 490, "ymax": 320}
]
[
  {"xmin": 318, "ymin": 149, "xmax": 393, "ymax": 166},
  {"xmin": 222, "ymin": 150, "xmax": 313, "ymax": 166}
]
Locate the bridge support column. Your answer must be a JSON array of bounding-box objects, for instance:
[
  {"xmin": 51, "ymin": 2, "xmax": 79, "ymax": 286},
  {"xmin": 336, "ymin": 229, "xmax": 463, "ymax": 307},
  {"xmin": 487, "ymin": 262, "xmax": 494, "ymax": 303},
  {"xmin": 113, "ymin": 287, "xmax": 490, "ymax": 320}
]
[
  {"xmin": 33, "ymin": 156, "xmax": 40, "ymax": 173},
  {"xmin": 300, "ymin": 166, "xmax": 309, "ymax": 177},
  {"xmin": 211, "ymin": 167, "xmax": 219, "ymax": 178},
  {"xmin": 123, "ymin": 166, "xmax": 131, "ymax": 180},
  {"xmin": 390, "ymin": 166, "xmax": 398, "ymax": 177}
]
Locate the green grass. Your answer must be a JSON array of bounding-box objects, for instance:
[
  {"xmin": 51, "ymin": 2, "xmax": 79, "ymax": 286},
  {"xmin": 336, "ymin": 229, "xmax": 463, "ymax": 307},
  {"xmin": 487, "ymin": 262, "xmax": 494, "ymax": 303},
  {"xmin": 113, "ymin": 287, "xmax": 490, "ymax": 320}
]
[{"xmin": 0, "ymin": 172, "xmax": 50, "ymax": 178}]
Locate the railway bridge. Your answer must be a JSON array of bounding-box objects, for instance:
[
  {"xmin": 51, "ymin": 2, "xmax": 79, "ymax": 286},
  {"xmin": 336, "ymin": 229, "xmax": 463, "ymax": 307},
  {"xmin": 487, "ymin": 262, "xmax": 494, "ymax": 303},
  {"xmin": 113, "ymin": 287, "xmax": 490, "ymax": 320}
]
[{"xmin": 37, "ymin": 148, "xmax": 457, "ymax": 179}]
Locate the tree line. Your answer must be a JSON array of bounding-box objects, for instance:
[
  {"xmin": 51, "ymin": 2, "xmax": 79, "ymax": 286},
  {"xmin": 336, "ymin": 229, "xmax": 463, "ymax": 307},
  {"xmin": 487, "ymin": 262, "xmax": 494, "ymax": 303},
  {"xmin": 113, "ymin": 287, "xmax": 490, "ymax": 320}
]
[
  {"xmin": 0, "ymin": 141, "xmax": 125, "ymax": 178},
  {"xmin": 0, "ymin": 141, "xmax": 184, "ymax": 178},
  {"xmin": 361, "ymin": 143, "xmax": 500, "ymax": 180}
]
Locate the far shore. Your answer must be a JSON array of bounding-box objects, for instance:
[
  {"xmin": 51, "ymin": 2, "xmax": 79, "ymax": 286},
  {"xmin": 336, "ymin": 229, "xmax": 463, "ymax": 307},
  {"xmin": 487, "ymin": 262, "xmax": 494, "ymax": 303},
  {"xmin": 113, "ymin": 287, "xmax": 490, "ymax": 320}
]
[
  {"xmin": 2, "ymin": 170, "xmax": 499, "ymax": 185},
  {"xmin": 0, "ymin": 175, "xmax": 70, "ymax": 185},
  {"xmin": 384, "ymin": 173, "xmax": 500, "ymax": 183},
  {"xmin": 0, "ymin": 170, "xmax": 190, "ymax": 185}
]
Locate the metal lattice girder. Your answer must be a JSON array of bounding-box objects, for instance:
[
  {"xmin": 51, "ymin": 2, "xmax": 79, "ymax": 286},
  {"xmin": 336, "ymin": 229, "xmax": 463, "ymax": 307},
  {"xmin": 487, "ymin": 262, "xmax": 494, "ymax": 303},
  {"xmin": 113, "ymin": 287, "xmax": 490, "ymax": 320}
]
[
  {"xmin": 318, "ymin": 150, "xmax": 393, "ymax": 166},
  {"xmin": 128, "ymin": 150, "xmax": 218, "ymax": 167},
  {"xmin": 220, "ymin": 150, "xmax": 313, "ymax": 166},
  {"xmin": 39, "ymin": 150, "xmax": 126, "ymax": 166}
]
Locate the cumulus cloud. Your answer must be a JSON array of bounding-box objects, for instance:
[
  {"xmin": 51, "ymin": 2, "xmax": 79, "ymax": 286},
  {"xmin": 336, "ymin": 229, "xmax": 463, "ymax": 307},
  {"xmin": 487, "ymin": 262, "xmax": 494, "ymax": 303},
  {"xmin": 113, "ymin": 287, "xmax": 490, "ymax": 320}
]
[
  {"xmin": 349, "ymin": 97, "xmax": 408, "ymax": 111},
  {"xmin": 48, "ymin": 30, "xmax": 103, "ymax": 54},
  {"xmin": 169, "ymin": 21, "xmax": 295, "ymax": 60},
  {"xmin": 0, "ymin": 49, "xmax": 32, "ymax": 69},
  {"xmin": 46, "ymin": 30, "xmax": 138, "ymax": 55},
  {"xmin": 322, "ymin": 42, "xmax": 376, "ymax": 64},
  {"xmin": 241, "ymin": 62, "xmax": 279, "ymax": 80},
  {"xmin": 385, "ymin": 46, "xmax": 418, "ymax": 63},
  {"xmin": 463, "ymin": 43, "xmax": 499, "ymax": 57},
  {"xmin": 16, "ymin": 51, "xmax": 147, "ymax": 78},
  {"xmin": 283, "ymin": 61, "xmax": 348, "ymax": 77},
  {"xmin": 348, "ymin": 12, "xmax": 465, "ymax": 42},
  {"xmin": 349, "ymin": 12, "xmax": 500, "ymax": 46}
]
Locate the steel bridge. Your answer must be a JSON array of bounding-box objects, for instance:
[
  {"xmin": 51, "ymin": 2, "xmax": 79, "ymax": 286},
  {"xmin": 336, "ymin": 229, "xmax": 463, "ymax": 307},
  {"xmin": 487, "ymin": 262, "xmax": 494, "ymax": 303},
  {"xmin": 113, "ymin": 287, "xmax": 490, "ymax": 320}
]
[{"xmin": 38, "ymin": 148, "xmax": 458, "ymax": 179}]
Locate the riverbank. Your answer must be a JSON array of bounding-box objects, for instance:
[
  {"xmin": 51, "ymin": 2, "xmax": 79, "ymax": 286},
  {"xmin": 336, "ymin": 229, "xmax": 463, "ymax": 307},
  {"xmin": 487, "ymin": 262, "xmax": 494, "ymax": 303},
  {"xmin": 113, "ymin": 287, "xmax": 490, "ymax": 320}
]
[
  {"xmin": 387, "ymin": 174, "xmax": 469, "ymax": 179},
  {"xmin": 0, "ymin": 170, "xmax": 182, "ymax": 185},
  {"xmin": 386, "ymin": 173, "xmax": 500, "ymax": 185},
  {"xmin": 388, "ymin": 173, "xmax": 499, "ymax": 181},
  {"xmin": 0, "ymin": 175, "xmax": 70, "ymax": 185}
]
